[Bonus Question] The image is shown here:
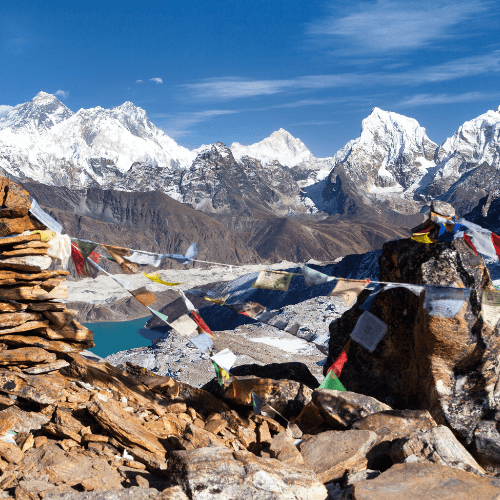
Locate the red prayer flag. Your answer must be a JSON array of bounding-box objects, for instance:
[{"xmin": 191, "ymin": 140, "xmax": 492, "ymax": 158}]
[
  {"xmin": 463, "ymin": 234, "xmax": 478, "ymax": 255},
  {"xmin": 327, "ymin": 350, "xmax": 348, "ymax": 378},
  {"xmin": 491, "ymin": 232, "xmax": 500, "ymax": 260},
  {"xmin": 71, "ymin": 245, "xmax": 99, "ymax": 277},
  {"xmin": 191, "ymin": 311, "xmax": 214, "ymax": 338}
]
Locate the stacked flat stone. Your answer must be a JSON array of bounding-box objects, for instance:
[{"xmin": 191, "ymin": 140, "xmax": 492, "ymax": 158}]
[{"xmin": 0, "ymin": 177, "xmax": 94, "ymax": 407}]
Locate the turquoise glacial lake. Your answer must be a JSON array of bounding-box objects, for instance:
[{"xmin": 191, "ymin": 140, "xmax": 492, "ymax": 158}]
[{"xmin": 83, "ymin": 316, "xmax": 153, "ymax": 359}]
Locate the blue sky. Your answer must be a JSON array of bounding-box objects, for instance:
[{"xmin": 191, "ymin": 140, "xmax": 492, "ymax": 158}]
[{"xmin": 2, "ymin": 0, "xmax": 500, "ymax": 157}]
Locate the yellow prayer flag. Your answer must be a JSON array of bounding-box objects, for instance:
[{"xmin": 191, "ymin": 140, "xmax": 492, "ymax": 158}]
[
  {"xmin": 143, "ymin": 273, "xmax": 183, "ymax": 286},
  {"xmin": 411, "ymin": 232, "xmax": 436, "ymax": 244},
  {"xmin": 32, "ymin": 230, "xmax": 56, "ymax": 242}
]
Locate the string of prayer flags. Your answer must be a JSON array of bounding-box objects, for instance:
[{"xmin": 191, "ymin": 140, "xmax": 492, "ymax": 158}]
[
  {"xmin": 204, "ymin": 297, "xmax": 226, "ymax": 306},
  {"xmin": 87, "ymin": 258, "xmax": 135, "ymax": 291},
  {"xmin": 359, "ymin": 284, "xmax": 383, "ymax": 312},
  {"xmin": 71, "ymin": 243, "xmax": 99, "ymax": 278},
  {"xmin": 164, "ymin": 242, "xmax": 198, "ymax": 265},
  {"xmin": 457, "ymin": 219, "xmax": 500, "ymax": 262},
  {"xmin": 32, "ymin": 230, "xmax": 56, "ymax": 242},
  {"xmin": 481, "ymin": 290, "xmax": 500, "ymax": 328},
  {"xmin": 319, "ymin": 370, "xmax": 346, "ymax": 391},
  {"xmin": 147, "ymin": 307, "xmax": 169, "ymax": 324},
  {"xmin": 143, "ymin": 273, "xmax": 182, "ymax": 286},
  {"xmin": 130, "ymin": 286, "xmax": 156, "ymax": 307},
  {"xmin": 423, "ymin": 287, "xmax": 470, "ymax": 318},
  {"xmin": 329, "ymin": 279, "xmax": 370, "ymax": 307},
  {"xmin": 252, "ymin": 270, "xmax": 294, "ymax": 291},
  {"xmin": 191, "ymin": 310, "xmax": 214, "ymax": 338},
  {"xmin": 125, "ymin": 250, "xmax": 162, "ymax": 267},
  {"xmin": 431, "ymin": 215, "xmax": 468, "ymax": 243},
  {"xmin": 210, "ymin": 348, "xmax": 237, "ymax": 373},
  {"xmin": 29, "ymin": 199, "xmax": 63, "ymax": 234},
  {"xmin": 302, "ymin": 265, "xmax": 335, "ymax": 287},
  {"xmin": 102, "ymin": 245, "xmax": 138, "ymax": 274},
  {"xmin": 170, "ymin": 314, "xmax": 199, "ymax": 337},
  {"xmin": 190, "ymin": 332, "xmax": 213, "ymax": 353},
  {"xmin": 350, "ymin": 311, "xmax": 388, "ymax": 352},
  {"xmin": 47, "ymin": 234, "xmax": 71, "ymax": 269}
]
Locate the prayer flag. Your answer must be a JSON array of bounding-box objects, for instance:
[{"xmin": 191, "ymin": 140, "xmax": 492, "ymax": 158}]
[
  {"xmin": 329, "ymin": 279, "xmax": 370, "ymax": 307},
  {"xmin": 102, "ymin": 245, "xmax": 138, "ymax": 274},
  {"xmin": 411, "ymin": 229, "xmax": 436, "ymax": 244},
  {"xmin": 319, "ymin": 370, "xmax": 346, "ymax": 391},
  {"xmin": 191, "ymin": 311, "xmax": 214, "ymax": 338},
  {"xmin": 71, "ymin": 242, "xmax": 99, "ymax": 277},
  {"xmin": 212, "ymin": 362, "xmax": 231, "ymax": 386},
  {"xmin": 143, "ymin": 273, "xmax": 182, "ymax": 286},
  {"xmin": 178, "ymin": 289, "xmax": 196, "ymax": 312},
  {"xmin": 423, "ymin": 287, "xmax": 470, "ymax": 318},
  {"xmin": 47, "ymin": 234, "xmax": 71, "ymax": 269},
  {"xmin": 481, "ymin": 290, "xmax": 500, "ymax": 328},
  {"xmin": 211, "ymin": 348, "xmax": 236, "ymax": 372},
  {"xmin": 147, "ymin": 307, "xmax": 169, "ymax": 324},
  {"xmin": 458, "ymin": 219, "xmax": 500, "ymax": 262},
  {"xmin": 224, "ymin": 301, "xmax": 266, "ymax": 319},
  {"xmin": 327, "ymin": 340, "xmax": 350, "ymax": 378},
  {"xmin": 164, "ymin": 242, "xmax": 198, "ymax": 264},
  {"xmin": 170, "ymin": 314, "xmax": 199, "ymax": 337},
  {"xmin": 190, "ymin": 333, "xmax": 213, "ymax": 352},
  {"xmin": 29, "ymin": 199, "xmax": 63, "ymax": 234},
  {"xmin": 130, "ymin": 287, "xmax": 157, "ymax": 307},
  {"xmin": 350, "ymin": 311, "xmax": 388, "ymax": 352},
  {"xmin": 252, "ymin": 270, "xmax": 294, "ymax": 291},
  {"xmin": 251, "ymin": 392, "xmax": 264, "ymax": 415},
  {"xmin": 302, "ymin": 265, "xmax": 335, "ymax": 287},
  {"xmin": 31, "ymin": 230, "xmax": 56, "ymax": 242},
  {"xmin": 126, "ymin": 251, "xmax": 162, "ymax": 267}
]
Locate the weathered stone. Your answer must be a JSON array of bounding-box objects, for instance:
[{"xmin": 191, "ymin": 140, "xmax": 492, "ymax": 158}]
[
  {"xmin": 42, "ymin": 309, "xmax": 77, "ymax": 326},
  {"xmin": 0, "ymin": 334, "xmax": 91, "ymax": 353},
  {"xmin": 0, "ymin": 406, "xmax": 50, "ymax": 433},
  {"xmin": 0, "ymin": 411, "xmax": 16, "ymax": 435},
  {"xmin": 0, "ymin": 347, "xmax": 56, "ymax": 365},
  {"xmin": 22, "ymin": 360, "xmax": 69, "ymax": 374},
  {"xmin": 353, "ymin": 461, "xmax": 500, "ymax": 500},
  {"xmin": 269, "ymin": 429, "xmax": 304, "ymax": 466},
  {"xmin": 16, "ymin": 433, "xmax": 34, "ymax": 452},
  {"xmin": 161, "ymin": 414, "xmax": 188, "ymax": 437},
  {"xmin": 183, "ymin": 423, "xmax": 227, "ymax": 449},
  {"xmin": 0, "ymin": 302, "xmax": 27, "ymax": 312},
  {"xmin": 0, "ymin": 369, "xmax": 65, "ymax": 404},
  {"xmin": 0, "ymin": 440, "xmax": 24, "ymax": 464},
  {"xmin": 352, "ymin": 409, "xmax": 437, "ymax": 469},
  {"xmin": 87, "ymin": 398, "xmax": 166, "ymax": 457},
  {"xmin": 256, "ymin": 421, "xmax": 272, "ymax": 445},
  {"xmin": 204, "ymin": 418, "xmax": 226, "ymax": 434},
  {"xmin": 43, "ymin": 488, "xmax": 161, "ymax": 500},
  {"xmin": 166, "ymin": 447, "xmax": 327, "ymax": 499},
  {"xmin": 0, "ymin": 283, "xmax": 67, "ymax": 301},
  {"xmin": 299, "ymin": 430, "xmax": 377, "ymax": 483},
  {"xmin": 2, "ymin": 182, "xmax": 31, "ymax": 210},
  {"xmin": 0, "ymin": 320, "xmax": 49, "ymax": 336},
  {"xmin": 28, "ymin": 301, "xmax": 67, "ymax": 311},
  {"xmin": 0, "ymin": 311, "xmax": 43, "ymax": 328},
  {"xmin": 12, "ymin": 241, "xmax": 50, "ymax": 250},
  {"xmin": 292, "ymin": 400, "xmax": 326, "ymax": 433},
  {"xmin": 391, "ymin": 425, "xmax": 486, "ymax": 476},
  {"xmin": 1, "ymin": 248, "xmax": 49, "ymax": 257},
  {"xmin": 0, "ymin": 234, "xmax": 41, "ymax": 247},
  {"xmin": 0, "ymin": 216, "xmax": 42, "ymax": 237},
  {"xmin": 430, "ymin": 200, "xmax": 456, "ymax": 218},
  {"xmin": 44, "ymin": 321, "xmax": 93, "ymax": 342},
  {"xmin": 0, "ymin": 254, "xmax": 52, "ymax": 271},
  {"xmin": 327, "ymin": 237, "xmax": 500, "ymax": 470},
  {"xmin": 312, "ymin": 389, "xmax": 391, "ymax": 429}
]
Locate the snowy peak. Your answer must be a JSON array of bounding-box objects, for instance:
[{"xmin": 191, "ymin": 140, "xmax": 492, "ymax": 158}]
[
  {"xmin": 0, "ymin": 92, "xmax": 73, "ymax": 135},
  {"xmin": 230, "ymin": 128, "xmax": 314, "ymax": 167}
]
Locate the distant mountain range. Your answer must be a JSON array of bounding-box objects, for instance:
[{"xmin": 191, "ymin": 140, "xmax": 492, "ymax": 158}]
[{"xmin": 1, "ymin": 92, "xmax": 499, "ymax": 221}]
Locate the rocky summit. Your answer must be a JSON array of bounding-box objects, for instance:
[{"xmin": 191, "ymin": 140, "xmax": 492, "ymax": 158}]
[{"xmin": 0, "ymin": 179, "xmax": 500, "ymax": 499}]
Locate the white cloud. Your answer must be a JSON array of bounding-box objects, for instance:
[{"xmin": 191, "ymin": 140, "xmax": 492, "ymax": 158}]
[
  {"xmin": 0, "ymin": 105, "xmax": 14, "ymax": 116},
  {"xmin": 54, "ymin": 90, "xmax": 69, "ymax": 100},
  {"xmin": 398, "ymin": 91, "xmax": 500, "ymax": 107},
  {"xmin": 136, "ymin": 79, "xmax": 143, "ymax": 83},
  {"xmin": 182, "ymin": 51, "xmax": 500, "ymax": 101},
  {"xmin": 149, "ymin": 77, "xmax": 163, "ymax": 84},
  {"xmin": 307, "ymin": 0, "xmax": 487, "ymax": 55}
]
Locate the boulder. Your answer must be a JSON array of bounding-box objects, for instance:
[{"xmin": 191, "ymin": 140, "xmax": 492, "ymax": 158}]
[
  {"xmin": 166, "ymin": 447, "xmax": 327, "ymax": 499},
  {"xmin": 390, "ymin": 425, "xmax": 486, "ymax": 476},
  {"xmin": 268, "ymin": 429, "xmax": 304, "ymax": 466},
  {"xmin": 298, "ymin": 429, "xmax": 377, "ymax": 483},
  {"xmin": 312, "ymin": 389, "xmax": 391, "ymax": 429},
  {"xmin": 326, "ymin": 237, "xmax": 500, "ymax": 470},
  {"xmin": 352, "ymin": 461, "xmax": 500, "ymax": 500},
  {"xmin": 0, "ymin": 369, "xmax": 65, "ymax": 404},
  {"xmin": 0, "ymin": 346, "xmax": 56, "ymax": 365}
]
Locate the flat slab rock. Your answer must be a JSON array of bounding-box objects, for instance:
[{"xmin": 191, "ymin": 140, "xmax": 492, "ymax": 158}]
[
  {"xmin": 166, "ymin": 447, "xmax": 327, "ymax": 499},
  {"xmin": 312, "ymin": 389, "xmax": 391, "ymax": 429},
  {"xmin": 352, "ymin": 461, "xmax": 500, "ymax": 500},
  {"xmin": 43, "ymin": 488, "xmax": 166, "ymax": 500},
  {"xmin": 299, "ymin": 429, "xmax": 378, "ymax": 483}
]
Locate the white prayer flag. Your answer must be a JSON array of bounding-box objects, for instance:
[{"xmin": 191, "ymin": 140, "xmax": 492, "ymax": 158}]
[
  {"xmin": 170, "ymin": 314, "xmax": 198, "ymax": 337},
  {"xmin": 302, "ymin": 265, "xmax": 335, "ymax": 287},
  {"xmin": 482, "ymin": 290, "xmax": 500, "ymax": 328},
  {"xmin": 424, "ymin": 287, "xmax": 470, "ymax": 318},
  {"xmin": 350, "ymin": 311, "xmax": 388, "ymax": 352},
  {"xmin": 29, "ymin": 199, "xmax": 63, "ymax": 234},
  {"xmin": 211, "ymin": 348, "xmax": 236, "ymax": 372},
  {"xmin": 190, "ymin": 333, "xmax": 213, "ymax": 352}
]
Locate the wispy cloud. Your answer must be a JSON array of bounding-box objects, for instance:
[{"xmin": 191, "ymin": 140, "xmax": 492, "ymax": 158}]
[
  {"xmin": 54, "ymin": 90, "xmax": 69, "ymax": 100},
  {"xmin": 0, "ymin": 105, "xmax": 14, "ymax": 116},
  {"xmin": 182, "ymin": 51, "xmax": 500, "ymax": 101},
  {"xmin": 149, "ymin": 77, "xmax": 163, "ymax": 84},
  {"xmin": 398, "ymin": 91, "xmax": 500, "ymax": 107},
  {"xmin": 136, "ymin": 79, "xmax": 143, "ymax": 83},
  {"xmin": 307, "ymin": 0, "xmax": 487, "ymax": 55}
]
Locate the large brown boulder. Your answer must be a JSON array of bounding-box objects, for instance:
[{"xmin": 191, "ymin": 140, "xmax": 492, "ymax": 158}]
[{"xmin": 326, "ymin": 237, "xmax": 500, "ymax": 470}]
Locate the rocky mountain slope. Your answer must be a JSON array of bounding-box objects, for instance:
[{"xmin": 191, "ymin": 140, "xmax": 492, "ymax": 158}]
[{"xmin": 2, "ymin": 92, "xmax": 500, "ymax": 222}]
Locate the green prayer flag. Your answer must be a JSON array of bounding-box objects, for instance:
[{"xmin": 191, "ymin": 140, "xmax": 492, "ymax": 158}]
[{"xmin": 319, "ymin": 370, "xmax": 346, "ymax": 391}]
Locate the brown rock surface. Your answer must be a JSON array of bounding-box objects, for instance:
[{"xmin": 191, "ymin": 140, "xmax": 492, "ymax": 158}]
[
  {"xmin": 299, "ymin": 429, "xmax": 377, "ymax": 483},
  {"xmin": 353, "ymin": 461, "xmax": 500, "ymax": 500},
  {"xmin": 0, "ymin": 347, "xmax": 56, "ymax": 365},
  {"xmin": 0, "ymin": 440, "xmax": 24, "ymax": 463},
  {"xmin": 0, "ymin": 369, "xmax": 65, "ymax": 404}
]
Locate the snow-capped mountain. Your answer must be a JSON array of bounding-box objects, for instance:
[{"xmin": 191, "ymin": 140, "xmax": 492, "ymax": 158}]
[{"xmin": 1, "ymin": 92, "xmax": 500, "ymax": 221}]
